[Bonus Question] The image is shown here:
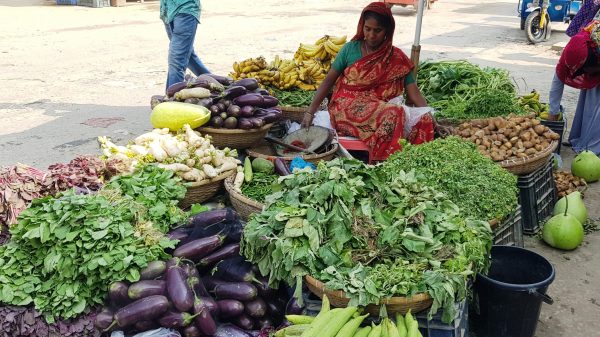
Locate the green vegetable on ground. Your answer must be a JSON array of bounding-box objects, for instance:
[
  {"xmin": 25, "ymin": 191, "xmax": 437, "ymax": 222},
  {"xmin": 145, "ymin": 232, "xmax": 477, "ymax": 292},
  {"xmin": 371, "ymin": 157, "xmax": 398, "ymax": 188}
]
[{"xmin": 244, "ymin": 157, "xmax": 253, "ymax": 183}]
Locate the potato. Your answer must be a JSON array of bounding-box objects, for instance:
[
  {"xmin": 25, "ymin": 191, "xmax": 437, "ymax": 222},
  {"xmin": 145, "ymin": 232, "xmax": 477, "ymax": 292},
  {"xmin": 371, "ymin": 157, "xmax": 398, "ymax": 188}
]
[
  {"xmin": 478, "ymin": 145, "xmax": 487, "ymax": 151},
  {"xmin": 549, "ymin": 132, "xmax": 560, "ymax": 140},
  {"xmin": 475, "ymin": 138, "xmax": 482, "ymax": 145},
  {"xmin": 523, "ymin": 141, "xmax": 534, "ymax": 149},
  {"xmin": 531, "ymin": 119, "xmax": 541, "ymax": 126},
  {"xmin": 534, "ymin": 144, "xmax": 543, "ymax": 151},
  {"xmin": 521, "ymin": 121, "xmax": 532, "ymax": 129},
  {"xmin": 510, "ymin": 136, "xmax": 519, "ymax": 144},
  {"xmin": 533, "ymin": 124, "xmax": 546, "ymax": 135},
  {"xmin": 520, "ymin": 131, "xmax": 531, "ymax": 142},
  {"xmin": 525, "ymin": 148, "xmax": 537, "ymax": 156},
  {"xmin": 504, "ymin": 141, "xmax": 513, "ymax": 149}
]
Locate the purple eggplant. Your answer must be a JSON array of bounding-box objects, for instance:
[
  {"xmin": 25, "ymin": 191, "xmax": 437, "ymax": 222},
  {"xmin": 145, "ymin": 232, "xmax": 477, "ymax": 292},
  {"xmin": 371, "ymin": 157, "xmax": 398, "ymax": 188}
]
[
  {"xmin": 134, "ymin": 320, "xmax": 160, "ymax": 331},
  {"xmin": 184, "ymin": 208, "xmax": 238, "ymax": 228},
  {"xmin": 228, "ymin": 104, "xmax": 242, "ymax": 118},
  {"xmin": 214, "ymin": 282, "xmax": 258, "ymax": 301},
  {"xmin": 203, "ymin": 276, "xmax": 228, "ymax": 291},
  {"xmin": 255, "ymin": 276, "xmax": 277, "ymax": 298},
  {"xmin": 140, "ymin": 260, "xmax": 167, "ymax": 280},
  {"xmin": 253, "ymin": 88, "xmax": 270, "ymax": 95},
  {"xmin": 185, "ymin": 219, "xmax": 234, "ymax": 244},
  {"xmin": 255, "ymin": 317, "xmax": 274, "ymax": 329},
  {"xmin": 266, "ymin": 300, "xmax": 284, "ymax": 324},
  {"xmin": 167, "ymin": 265, "xmax": 195, "ymax": 312},
  {"xmin": 238, "ymin": 118, "xmax": 254, "ymax": 130},
  {"xmin": 226, "ymin": 220, "xmax": 244, "ymax": 243},
  {"xmin": 173, "ymin": 234, "xmax": 225, "ymax": 261},
  {"xmin": 212, "ymin": 256, "xmax": 259, "ymax": 283},
  {"xmin": 251, "ymin": 117, "xmax": 266, "ymax": 128},
  {"xmin": 206, "ymin": 73, "xmax": 234, "ymax": 86},
  {"xmin": 231, "ymin": 78, "xmax": 259, "ymax": 91},
  {"xmin": 166, "ymin": 257, "xmax": 182, "ymax": 271},
  {"xmin": 159, "ymin": 310, "xmax": 199, "ymax": 329},
  {"xmin": 110, "ymin": 295, "xmax": 170, "ymax": 329},
  {"xmin": 244, "ymin": 297, "xmax": 267, "ymax": 318},
  {"xmin": 188, "ymin": 276, "xmax": 210, "ymax": 298},
  {"xmin": 168, "ymin": 227, "xmax": 192, "ymax": 240},
  {"xmin": 240, "ymin": 105, "xmax": 255, "ymax": 117},
  {"xmin": 108, "ymin": 281, "xmax": 130, "ymax": 307},
  {"xmin": 198, "ymin": 243, "xmax": 241, "ymax": 268},
  {"xmin": 128, "ymin": 280, "xmax": 166, "ymax": 300},
  {"xmin": 232, "ymin": 314, "xmax": 255, "ymax": 330},
  {"xmin": 285, "ymin": 296, "xmax": 305, "ymax": 315},
  {"xmin": 193, "ymin": 297, "xmax": 218, "ymax": 335},
  {"xmin": 197, "ymin": 97, "xmax": 214, "ymax": 108},
  {"xmin": 274, "ymin": 158, "xmax": 292, "ymax": 176},
  {"xmin": 183, "ymin": 325, "xmax": 202, "ymax": 337},
  {"xmin": 166, "ymin": 81, "xmax": 188, "ymax": 97},
  {"xmin": 94, "ymin": 308, "xmax": 114, "ymax": 330},
  {"xmin": 261, "ymin": 95, "xmax": 279, "ymax": 108},
  {"xmin": 216, "ymin": 299, "xmax": 245, "ymax": 318},
  {"xmin": 191, "ymin": 74, "xmax": 225, "ymax": 92},
  {"xmin": 233, "ymin": 93, "xmax": 264, "ymax": 107},
  {"xmin": 221, "ymin": 86, "xmax": 248, "ymax": 100}
]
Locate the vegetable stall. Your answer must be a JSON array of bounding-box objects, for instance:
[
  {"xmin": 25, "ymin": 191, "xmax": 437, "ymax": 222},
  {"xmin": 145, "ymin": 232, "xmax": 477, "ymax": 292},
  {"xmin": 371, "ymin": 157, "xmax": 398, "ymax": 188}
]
[{"xmin": 1, "ymin": 44, "xmax": 592, "ymax": 337}]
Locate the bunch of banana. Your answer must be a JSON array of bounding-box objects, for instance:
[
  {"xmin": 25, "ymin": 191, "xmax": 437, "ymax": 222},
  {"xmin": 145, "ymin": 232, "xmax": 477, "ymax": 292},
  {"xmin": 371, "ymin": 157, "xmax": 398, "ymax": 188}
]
[
  {"xmin": 519, "ymin": 90, "xmax": 556, "ymax": 120},
  {"xmin": 293, "ymin": 35, "xmax": 347, "ymax": 63},
  {"xmin": 318, "ymin": 34, "xmax": 346, "ymax": 58},
  {"xmin": 231, "ymin": 56, "xmax": 269, "ymax": 81},
  {"xmin": 297, "ymin": 59, "xmax": 326, "ymax": 84}
]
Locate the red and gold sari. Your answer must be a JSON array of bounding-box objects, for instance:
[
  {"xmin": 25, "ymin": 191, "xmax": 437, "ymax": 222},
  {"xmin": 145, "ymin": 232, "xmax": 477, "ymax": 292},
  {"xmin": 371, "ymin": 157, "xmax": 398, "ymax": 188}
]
[{"xmin": 329, "ymin": 2, "xmax": 434, "ymax": 161}]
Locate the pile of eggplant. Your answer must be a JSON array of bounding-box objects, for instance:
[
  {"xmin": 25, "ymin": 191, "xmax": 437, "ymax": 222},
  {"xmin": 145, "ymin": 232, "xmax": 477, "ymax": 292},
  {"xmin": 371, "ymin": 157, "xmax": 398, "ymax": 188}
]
[
  {"xmin": 95, "ymin": 208, "xmax": 295, "ymax": 337},
  {"xmin": 152, "ymin": 75, "xmax": 283, "ymax": 131}
]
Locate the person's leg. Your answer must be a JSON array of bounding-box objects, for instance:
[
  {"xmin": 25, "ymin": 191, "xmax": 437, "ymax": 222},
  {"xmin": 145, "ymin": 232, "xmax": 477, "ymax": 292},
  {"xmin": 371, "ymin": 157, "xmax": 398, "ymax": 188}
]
[
  {"xmin": 165, "ymin": 14, "xmax": 198, "ymax": 89},
  {"xmin": 188, "ymin": 50, "xmax": 210, "ymax": 76}
]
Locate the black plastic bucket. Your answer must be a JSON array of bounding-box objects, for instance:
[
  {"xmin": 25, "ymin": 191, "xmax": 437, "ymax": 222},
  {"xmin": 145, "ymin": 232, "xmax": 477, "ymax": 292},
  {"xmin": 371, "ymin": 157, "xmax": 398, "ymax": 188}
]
[{"xmin": 473, "ymin": 245, "xmax": 555, "ymax": 337}]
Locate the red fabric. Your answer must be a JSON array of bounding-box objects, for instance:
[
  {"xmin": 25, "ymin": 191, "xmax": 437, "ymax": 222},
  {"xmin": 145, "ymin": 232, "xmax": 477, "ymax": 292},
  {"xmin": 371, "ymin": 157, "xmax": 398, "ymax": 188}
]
[
  {"xmin": 556, "ymin": 29, "xmax": 600, "ymax": 89},
  {"xmin": 329, "ymin": 2, "xmax": 434, "ymax": 161}
]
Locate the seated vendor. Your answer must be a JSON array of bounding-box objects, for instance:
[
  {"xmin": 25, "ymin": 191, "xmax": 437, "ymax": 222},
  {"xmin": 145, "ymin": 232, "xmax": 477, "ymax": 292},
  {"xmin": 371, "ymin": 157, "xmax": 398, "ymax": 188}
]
[{"xmin": 302, "ymin": 1, "xmax": 435, "ymax": 161}]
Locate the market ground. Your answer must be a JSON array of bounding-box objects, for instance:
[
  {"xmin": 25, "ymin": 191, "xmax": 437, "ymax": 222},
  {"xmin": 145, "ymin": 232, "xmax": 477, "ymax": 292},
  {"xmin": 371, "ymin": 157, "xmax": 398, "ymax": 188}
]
[{"xmin": 0, "ymin": 0, "xmax": 598, "ymax": 336}]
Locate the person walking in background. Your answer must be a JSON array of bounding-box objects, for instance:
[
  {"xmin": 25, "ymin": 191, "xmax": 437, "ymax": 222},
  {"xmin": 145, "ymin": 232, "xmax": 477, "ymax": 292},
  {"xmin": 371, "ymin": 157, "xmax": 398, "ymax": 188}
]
[
  {"xmin": 160, "ymin": 0, "xmax": 210, "ymax": 90},
  {"xmin": 566, "ymin": 0, "xmax": 600, "ymax": 36}
]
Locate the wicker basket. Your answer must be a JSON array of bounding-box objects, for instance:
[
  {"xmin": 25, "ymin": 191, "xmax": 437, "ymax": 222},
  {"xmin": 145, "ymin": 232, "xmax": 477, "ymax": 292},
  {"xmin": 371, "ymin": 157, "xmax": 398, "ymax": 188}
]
[
  {"xmin": 246, "ymin": 142, "xmax": 338, "ymax": 164},
  {"xmin": 196, "ymin": 124, "xmax": 273, "ymax": 150},
  {"xmin": 305, "ymin": 275, "xmax": 433, "ymax": 316},
  {"xmin": 279, "ymin": 106, "xmax": 309, "ymax": 123},
  {"xmin": 224, "ymin": 175, "xmax": 264, "ymax": 221},
  {"xmin": 179, "ymin": 170, "xmax": 235, "ymax": 209},
  {"xmin": 499, "ymin": 140, "xmax": 558, "ymax": 175}
]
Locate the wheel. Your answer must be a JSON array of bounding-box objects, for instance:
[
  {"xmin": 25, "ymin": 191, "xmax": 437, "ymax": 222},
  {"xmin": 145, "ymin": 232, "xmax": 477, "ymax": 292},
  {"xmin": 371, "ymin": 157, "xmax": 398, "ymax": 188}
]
[
  {"xmin": 520, "ymin": 17, "xmax": 526, "ymax": 30},
  {"xmin": 525, "ymin": 11, "xmax": 550, "ymax": 44}
]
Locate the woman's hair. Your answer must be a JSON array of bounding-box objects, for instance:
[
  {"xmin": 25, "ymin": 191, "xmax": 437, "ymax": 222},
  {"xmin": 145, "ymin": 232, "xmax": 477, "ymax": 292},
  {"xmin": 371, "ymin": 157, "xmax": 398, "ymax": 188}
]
[{"xmin": 363, "ymin": 10, "xmax": 392, "ymax": 33}]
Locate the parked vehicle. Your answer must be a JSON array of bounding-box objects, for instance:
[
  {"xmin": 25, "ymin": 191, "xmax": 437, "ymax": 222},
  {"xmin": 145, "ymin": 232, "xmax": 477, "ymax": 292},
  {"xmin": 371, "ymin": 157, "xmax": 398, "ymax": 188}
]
[{"xmin": 518, "ymin": 0, "xmax": 582, "ymax": 43}]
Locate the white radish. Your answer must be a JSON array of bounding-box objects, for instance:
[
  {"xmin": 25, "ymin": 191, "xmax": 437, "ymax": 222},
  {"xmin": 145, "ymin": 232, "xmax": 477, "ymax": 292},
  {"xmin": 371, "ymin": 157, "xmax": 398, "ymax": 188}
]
[
  {"xmin": 202, "ymin": 164, "xmax": 218, "ymax": 178},
  {"xmin": 157, "ymin": 163, "xmax": 191, "ymax": 172},
  {"xmin": 148, "ymin": 140, "xmax": 168, "ymax": 162}
]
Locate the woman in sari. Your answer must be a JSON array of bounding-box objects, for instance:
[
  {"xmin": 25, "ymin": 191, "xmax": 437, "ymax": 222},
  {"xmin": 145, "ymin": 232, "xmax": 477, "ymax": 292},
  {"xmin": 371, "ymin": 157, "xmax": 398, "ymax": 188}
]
[
  {"xmin": 548, "ymin": 19, "xmax": 600, "ymax": 154},
  {"xmin": 301, "ymin": 2, "xmax": 434, "ymax": 161}
]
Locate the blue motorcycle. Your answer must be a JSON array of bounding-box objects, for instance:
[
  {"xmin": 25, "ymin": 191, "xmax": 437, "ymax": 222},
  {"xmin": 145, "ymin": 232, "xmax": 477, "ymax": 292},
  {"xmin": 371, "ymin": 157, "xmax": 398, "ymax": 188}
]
[{"xmin": 518, "ymin": 0, "xmax": 582, "ymax": 43}]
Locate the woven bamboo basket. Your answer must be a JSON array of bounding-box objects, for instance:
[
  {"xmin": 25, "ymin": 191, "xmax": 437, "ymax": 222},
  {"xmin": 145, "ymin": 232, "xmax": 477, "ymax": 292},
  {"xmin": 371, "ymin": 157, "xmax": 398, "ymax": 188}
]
[
  {"xmin": 246, "ymin": 142, "xmax": 338, "ymax": 164},
  {"xmin": 196, "ymin": 124, "xmax": 273, "ymax": 150},
  {"xmin": 179, "ymin": 170, "xmax": 235, "ymax": 209},
  {"xmin": 224, "ymin": 175, "xmax": 265, "ymax": 221},
  {"xmin": 305, "ymin": 275, "xmax": 433, "ymax": 316},
  {"xmin": 279, "ymin": 106, "xmax": 309, "ymax": 123},
  {"xmin": 499, "ymin": 140, "xmax": 558, "ymax": 175}
]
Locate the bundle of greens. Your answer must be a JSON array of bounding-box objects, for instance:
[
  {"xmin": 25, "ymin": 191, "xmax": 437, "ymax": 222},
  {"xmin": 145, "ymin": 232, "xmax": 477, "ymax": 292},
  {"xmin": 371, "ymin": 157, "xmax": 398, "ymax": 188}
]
[
  {"xmin": 417, "ymin": 60, "xmax": 523, "ymax": 121},
  {"xmin": 268, "ymin": 87, "xmax": 316, "ymax": 107},
  {"xmin": 381, "ymin": 137, "xmax": 518, "ymax": 221},
  {"xmin": 240, "ymin": 159, "xmax": 492, "ymax": 322},
  {"xmin": 0, "ymin": 165, "xmax": 182, "ymax": 322}
]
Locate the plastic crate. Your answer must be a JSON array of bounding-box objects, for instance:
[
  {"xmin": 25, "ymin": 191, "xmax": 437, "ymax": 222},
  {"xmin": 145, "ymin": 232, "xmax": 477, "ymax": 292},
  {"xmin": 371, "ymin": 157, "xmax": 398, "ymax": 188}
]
[
  {"xmin": 517, "ymin": 158, "xmax": 557, "ymax": 234},
  {"xmin": 493, "ymin": 205, "xmax": 524, "ymax": 247},
  {"xmin": 56, "ymin": 0, "xmax": 77, "ymax": 4},
  {"xmin": 416, "ymin": 300, "xmax": 468, "ymax": 337},
  {"xmin": 540, "ymin": 118, "xmax": 566, "ymax": 154},
  {"xmin": 78, "ymin": 0, "xmax": 110, "ymax": 7}
]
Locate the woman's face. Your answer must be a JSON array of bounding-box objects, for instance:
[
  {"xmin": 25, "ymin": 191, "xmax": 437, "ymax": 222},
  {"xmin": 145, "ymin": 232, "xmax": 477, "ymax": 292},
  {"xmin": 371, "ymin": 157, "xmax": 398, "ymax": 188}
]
[{"xmin": 363, "ymin": 17, "xmax": 386, "ymax": 49}]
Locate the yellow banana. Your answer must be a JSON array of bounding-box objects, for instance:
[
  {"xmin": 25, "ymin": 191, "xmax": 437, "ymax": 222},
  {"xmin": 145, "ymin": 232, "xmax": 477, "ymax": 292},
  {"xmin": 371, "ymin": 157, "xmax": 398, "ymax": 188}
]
[
  {"xmin": 232, "ymin": 62, "xmax": 241, "ymax": 74},
  {"xmin": 325, "ymin": 40, "xmax": 342, "ymax": 55},
  {"xmin": 314, "ymin": 35, "xmax": 329, "ymax": 46},
  {"xmin": 328, "ymin": 35, "xmax": 347, "ymax": 45}
]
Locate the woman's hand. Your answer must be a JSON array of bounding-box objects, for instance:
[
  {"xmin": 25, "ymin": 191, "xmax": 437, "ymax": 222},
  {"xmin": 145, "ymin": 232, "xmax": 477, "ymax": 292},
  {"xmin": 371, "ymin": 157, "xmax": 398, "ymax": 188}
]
[
  {"xmin": 405, "ymin": 83, "xmax": 427, "ymax": 107},
  {"xmin": 301, "ymin": 112, "xmax": 314, "ymax": 128}
]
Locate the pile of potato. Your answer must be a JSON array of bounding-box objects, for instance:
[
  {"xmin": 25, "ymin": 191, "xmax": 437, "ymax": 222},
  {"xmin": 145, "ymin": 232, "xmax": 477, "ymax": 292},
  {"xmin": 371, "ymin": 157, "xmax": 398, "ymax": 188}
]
[
  {"xmin": 456, "ymin": 115, "xmax": 560, "ymax": 162},
  {"xmin": 554, "ymin": 170, "xmax": 587, "ymax": 198}
]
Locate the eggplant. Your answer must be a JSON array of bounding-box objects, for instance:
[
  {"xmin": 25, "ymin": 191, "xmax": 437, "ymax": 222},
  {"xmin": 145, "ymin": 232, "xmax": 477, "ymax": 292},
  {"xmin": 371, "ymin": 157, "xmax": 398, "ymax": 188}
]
[
  {"xmin": 198, "ymin": 243, "xmax": 241, "ymax": 268},
  {"xmin": 216, "ymin": 299, "xmax": 245, "ymax": 318},
  {"xmin": 232, "ymin": 314, "xmax": 254, "ymax": 330},
  {"xmin": 181, "ymin": 259, "xmax": 200, "ymax": 278},
  {"xmin": 238, "ymin": 118, "xmax": 254, "ymax": 130},
  {"xmin": 240, "ymin": 105, "xmax": 255, "ymax": 117},
  {"xmin": 198, "ymin": 97, "xmax": 214, "ymax": 108},
  {"xmin": 250, "ymin": 117, "xmax": 266, "ymax": 128},
  {"xmin": 108, "ymin": 281, "xmax": 130, "ymax": 307},
  {"xmin": 150, "ymin": 95, "xmax": 165, "ymax": 109},
  {"xmin": 188, "ymin": 274, "xmax": 210, "ymax": 297},
  {"xmin": 128, "ymin": 280, "xmax": 166, "ymax": 300},
  {"xmin": 261, "ymin": 95, "xmax": 279, "ymax": 108},
  {"xmin": 94, "ymin": 308, "xmax": 113, "ymax": 330},
  {"xmin": 193, "ymin": 297, "xmax": 218, "ymax": 335},
  {"xmin": 217, "ymin": 102, "xmax": 227, "ymax": 112},
  {"xmin": 184, "ymin": 208, "xmax": 238, "ymax": 228},
  {"xmin": 140, "ymin": 260, "xmax": 167, "ymax": 280},
  {"xmin": 166, "ymin": 265, "xmax": 195, "ymax": 312},
  {"xmin": 274, "ymin": 158, "xmax": 292, "ymax": 176},
  {"xmin": 255, "ymin": 276, "xmax": 277, "ymax": 298},
  {"xmin": 210, "ymin": 104, "xmax": 221, "ymax": 115},
  {"xmin": 167, "ymin": 227, "xmax": 191, "ymax": 242},
  {"xmin": 231, "ymin": 78, "xmax": 259, "ymax": 91},
  {"xmin": 207, "ymin": 73, "xmax": 234, "ymax": 86},
  {"xmin": 173, "ymin": 234, "xmax": 225, "ymax": 261},
  {"xmin": 203, "ymin": 276, "xmax": 228, "ymax": 291},
  {"xmin": 212, "ymin": 256, "xmax": 258, "ymax": 283},
  {"xmin": 215, "ymin": 323, "xmax": 252, "ymax": 337},
  {"xmin": 183, "ymin": 325, "xmax": 202, "ymax": 337},
  {"xmin": 185, "ymin": 219, "xmax": 235, "ymax": 243},
  {"xmin": 233, "ymin": 93, "xmax": 264, "ymax": 107},
  {"xmin": 184, "ymin": 97, "xmax": 201, "ymax": 104},
  {"xmin": 194, "ymin": 296, "xmax": 219, "ymax": 316},
  {"xmin": 211, "ymin": 116, "xmax": 224, "ymax": 128},
  {"xmin": 159, "ymin": 310, "xmax": 199, "ymax": 329},
  {"xmin": 166, "ymin": 81, "xmax": 188, "ymax": 97},
  {"xmin": 253, "ymin": 88, "xmax": 270, "ymax": 95},
  {"xmin": 134, "ymin": 320, "xmax": 159, "ymax": 331},
  {"xmin": 224, "ymin": 116, "xmax": 238, "ymax": 129},
  {"xmin": 244, "ymin": 297, "xmax": 267, "ymax": 318},
  {"xmin": 227, "ymin": 104, "xmax": 242, "ymax": 118},
  {"xmin": 255, "ymin": 317, "xmax": 274, "ymax": 329},
  {"xmin": 191, "ymin": 74, "xmax": 225, "ymax": 92},
  {"xmin": 221, "ymin": 86, "xmax": 248, "ymax": 100},
  {"xmin": 265, "ymin": 300, "xmax": 284, "ymax": 323},
  {"xmin": 226, "ymin": 220, "xmax": 244, "ymax": 243},
  {"xmin": 285, "ymin": 296, "xmax": 305, "ymax": 315},
  {"xmin": 111, "ymin": 295, "xmax": 170, "ymax": 329},
  {"xmin": 214, "ymin": 282, "xmax": 258, "ymax": 301}
]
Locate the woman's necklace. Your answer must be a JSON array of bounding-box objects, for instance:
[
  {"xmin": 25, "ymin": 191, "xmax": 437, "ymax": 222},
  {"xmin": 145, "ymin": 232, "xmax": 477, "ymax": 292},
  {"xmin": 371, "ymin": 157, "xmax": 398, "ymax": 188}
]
[{"xmin": 363, "ymin": 41, "xmax": 374, "ymax": 55}]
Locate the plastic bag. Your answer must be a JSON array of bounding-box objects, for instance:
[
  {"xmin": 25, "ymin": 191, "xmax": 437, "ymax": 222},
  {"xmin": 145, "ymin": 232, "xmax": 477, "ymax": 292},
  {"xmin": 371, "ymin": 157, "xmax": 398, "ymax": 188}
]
[
  {"xmin": 388, "ymin": 96, "xmax": 434, "ymax": 136},
  {"xmin": 111, "ymin": 328, "xmax": 182, "ymax": 337},
  {"xmin": 290, "ymin": 156, "xmax": 316, "ymax": 172}
]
